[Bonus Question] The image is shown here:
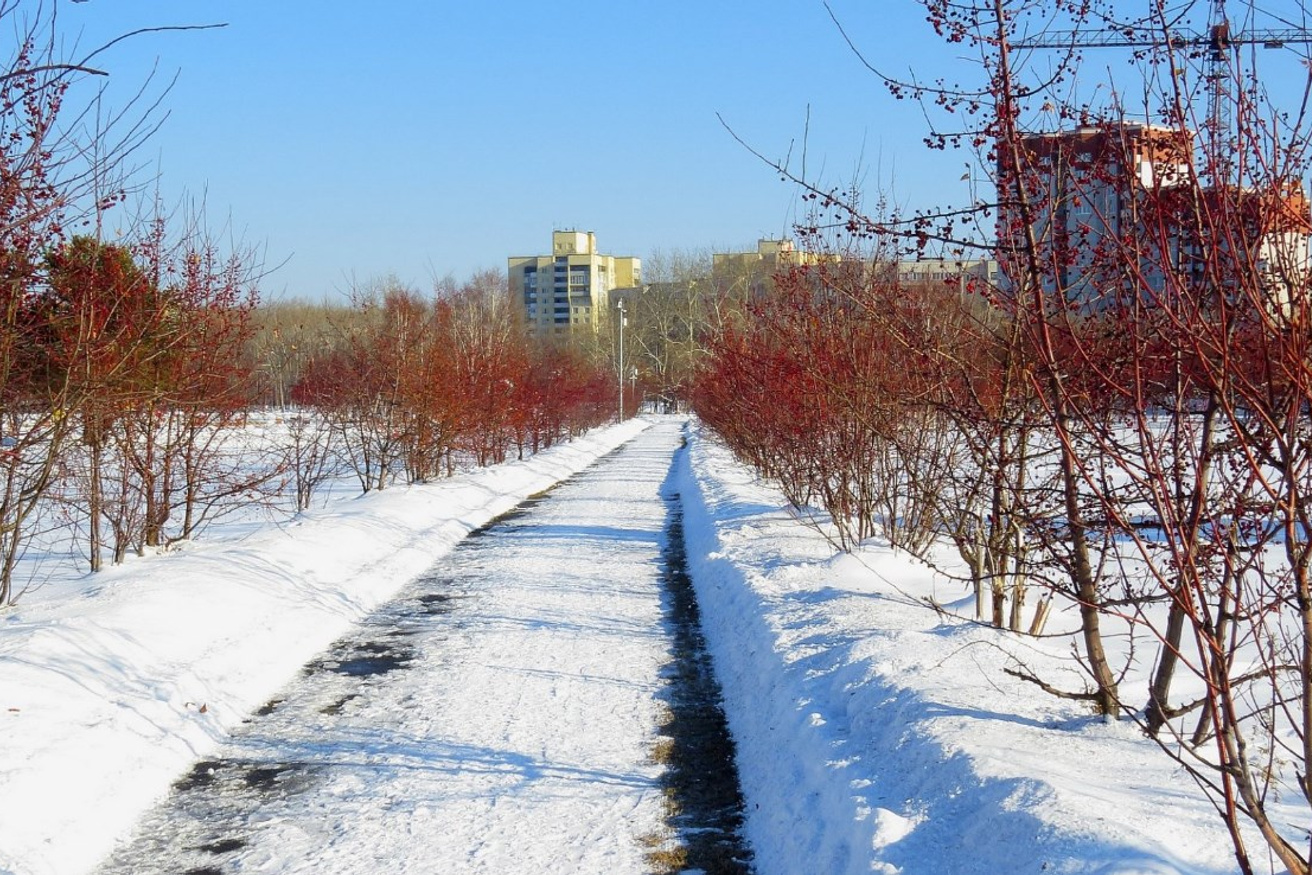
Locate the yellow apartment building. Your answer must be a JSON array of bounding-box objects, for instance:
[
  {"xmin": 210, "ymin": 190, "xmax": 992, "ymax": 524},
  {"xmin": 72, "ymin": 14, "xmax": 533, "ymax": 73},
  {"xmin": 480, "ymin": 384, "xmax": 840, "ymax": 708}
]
[
  {"xmin": 509, "ymin": 230, "xmax": 641, "ymax": 338},
  {"xmin": 710, "ymin": 238, "xmax": 833, "ymax": 298}
]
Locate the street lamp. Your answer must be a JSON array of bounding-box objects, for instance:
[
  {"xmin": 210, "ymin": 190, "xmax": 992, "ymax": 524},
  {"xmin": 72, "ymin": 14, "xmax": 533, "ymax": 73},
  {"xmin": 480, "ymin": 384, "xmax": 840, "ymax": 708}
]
[{"xmin": 616, "ymin": 297, "xmax": 626, "ymax": 422}]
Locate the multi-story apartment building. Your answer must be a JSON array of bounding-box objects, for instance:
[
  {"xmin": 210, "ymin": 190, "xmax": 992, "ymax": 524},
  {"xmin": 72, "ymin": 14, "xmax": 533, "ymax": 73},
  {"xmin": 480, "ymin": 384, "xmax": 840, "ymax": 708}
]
[
  {"xmin": 1182, "ymin": 184, "xmax": 1312, "ymax": 314},
  {"xmin": 713, "ymin": 239, "xmax": 998, "ymax": 298},
  {"xmin": 897, "ymin": 258, "xmax": 1001, "ymax": 288},
  {"xmin": 999, "ymin": 122, "xmax": 1192, "ymax": 303},
  {"xmin": 999, "ymin": 121, "xmax": 1311, "ymax": 310},
  {"xmin": 509, "ymin": 231, "xmax": 641, "ymax": 338},
  {"xmin": 711, "ymin": 238, "xmax": 828, "ymax": 299}
]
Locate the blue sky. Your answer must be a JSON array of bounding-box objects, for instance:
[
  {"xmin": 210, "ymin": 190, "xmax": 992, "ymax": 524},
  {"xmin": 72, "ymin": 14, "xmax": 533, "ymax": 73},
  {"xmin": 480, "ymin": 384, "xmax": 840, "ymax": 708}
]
[
  {"xmin": 53, "ymin": 1, "xmax": 953, "ymax": 301},
  {"xmin": 53, "ymin": 1, "xmax": 1312, "ymax": 302}
]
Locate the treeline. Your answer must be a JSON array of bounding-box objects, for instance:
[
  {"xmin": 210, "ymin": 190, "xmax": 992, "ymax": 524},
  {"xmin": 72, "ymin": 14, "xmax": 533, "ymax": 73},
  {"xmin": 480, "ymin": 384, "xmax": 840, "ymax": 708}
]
[
  {"xmin": 252, "ymin": 279, "xmax": 619, "ymax": 504},
  {"xmin": 692, "ymin": 259, "xmax": 1034, "ymax": 598},
  {"xmin": 691, "ymin": 215, "xmax": 1312, "ymax": 874},
  {"xmin": 0, "ymin": 236, "xmax": 621, "ymax": 604}
]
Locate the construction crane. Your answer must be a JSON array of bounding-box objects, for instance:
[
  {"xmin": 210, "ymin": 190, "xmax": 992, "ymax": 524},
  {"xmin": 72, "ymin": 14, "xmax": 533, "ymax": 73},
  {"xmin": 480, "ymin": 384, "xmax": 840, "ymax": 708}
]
[{"xmin": 1013, "ymin": 0, "xmax": 1312, "ymax": 179}]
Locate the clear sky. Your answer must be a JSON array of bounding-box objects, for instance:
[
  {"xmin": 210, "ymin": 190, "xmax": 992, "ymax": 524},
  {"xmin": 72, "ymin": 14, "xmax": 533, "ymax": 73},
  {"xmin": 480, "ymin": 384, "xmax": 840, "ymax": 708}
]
[
  {"xmin": 49, "ymin": 1, "xmax": 1312, "ymax": 302},
  {"xmin": 50, "ymin": 1, "xmax": 954, "ymax": 301}
]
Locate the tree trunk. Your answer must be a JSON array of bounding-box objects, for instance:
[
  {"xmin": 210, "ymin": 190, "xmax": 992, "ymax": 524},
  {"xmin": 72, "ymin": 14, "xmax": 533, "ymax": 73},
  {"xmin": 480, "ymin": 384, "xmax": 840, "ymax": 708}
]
[
  {"xmin": 86, "ymin": 437, "xmax": 103, "ymax": 573},
  {"xmin": 1147, "ymin": 392, "xmax": 1219, "ymax": 735},
  {"xmin": 1055, "ymin": 405, "xmax": 1120, "ymax": 718}
]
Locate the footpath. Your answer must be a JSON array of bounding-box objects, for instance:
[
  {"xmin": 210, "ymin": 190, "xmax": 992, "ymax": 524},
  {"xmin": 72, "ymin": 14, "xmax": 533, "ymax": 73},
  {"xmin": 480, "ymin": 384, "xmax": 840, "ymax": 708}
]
[
  {"xmin": 3, "ymin": 415, "xmax": 1242, "ymax": 875},
  {"xmin": 96, "ymin": 419, "xmax": 692, "ymax": 874},
  {"xmin": 0, "ymin": 418, "xmax": 653, "ymax": 875}
]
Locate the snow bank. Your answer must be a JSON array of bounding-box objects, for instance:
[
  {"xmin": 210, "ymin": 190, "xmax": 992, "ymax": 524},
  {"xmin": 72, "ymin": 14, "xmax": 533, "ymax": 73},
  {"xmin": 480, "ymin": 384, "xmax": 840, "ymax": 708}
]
[
  {"xmin": 675, "ymin": 423, "xmax": 1241, "ymax": 875},
  {"xmin": 0, "ymin": 414, "xmax": 1265, "ymax": 875},
  {"xmin": 0, "ymin": 418, "xmax": 650, "ymax": 875}
]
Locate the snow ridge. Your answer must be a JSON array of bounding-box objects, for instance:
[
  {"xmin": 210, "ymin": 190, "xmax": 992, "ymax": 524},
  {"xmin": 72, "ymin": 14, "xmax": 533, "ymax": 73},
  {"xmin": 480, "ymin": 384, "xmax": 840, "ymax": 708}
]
[
  {"xmin": 0, "ymin": 415, "xmax": 1255, "ymax": 875},
  {"xmin": 0, "ymin": 418, "xmax": 650, "ymax": 875},
  {"xmin": 676, "ymin": 423, "xmax": 1238, "ymax": 875}
]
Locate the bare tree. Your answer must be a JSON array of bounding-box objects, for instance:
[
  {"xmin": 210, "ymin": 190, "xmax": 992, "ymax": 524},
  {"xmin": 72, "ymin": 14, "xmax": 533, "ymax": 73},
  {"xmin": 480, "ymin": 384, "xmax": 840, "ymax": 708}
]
[
  {"xmin": 780, "ymin": 1, "xmax": 1312, "ymax": 870},
  {"xmin": 0, "ymin": 1, "xmax": 210, "ymax": 599}
]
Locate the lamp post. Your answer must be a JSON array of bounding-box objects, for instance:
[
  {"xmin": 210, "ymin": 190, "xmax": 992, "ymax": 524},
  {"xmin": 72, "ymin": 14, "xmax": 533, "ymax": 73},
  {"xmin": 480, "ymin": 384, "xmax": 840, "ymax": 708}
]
[{"xmin": 616, "ymin": 297, "xmax": 626, "ymax": 422}]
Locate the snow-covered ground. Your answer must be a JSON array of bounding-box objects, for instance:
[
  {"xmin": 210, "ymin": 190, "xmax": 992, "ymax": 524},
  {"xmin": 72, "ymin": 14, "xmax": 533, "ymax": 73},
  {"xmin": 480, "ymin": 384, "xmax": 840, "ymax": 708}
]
[
  {"xmin": 97, "ymin": 418, "xmax": 691, "ymax": 874},
  {"xmin": 0, "ymin": 417, "xmax": 651, "ymax": 875},
  {"xmin": 0, "ymin": 414, "xmax": 1263, "ymax": 875},
  {"xmin": 677, "ymin": 424, "xmax": 1247, "ymax": 875}
]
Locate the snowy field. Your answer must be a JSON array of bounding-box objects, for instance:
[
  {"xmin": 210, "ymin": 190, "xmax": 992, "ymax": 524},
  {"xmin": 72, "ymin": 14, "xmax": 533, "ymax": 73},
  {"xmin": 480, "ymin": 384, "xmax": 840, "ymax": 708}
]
[{"xmin": 0, "ymin": 413, "xmax": 1268, "ymax": 874}]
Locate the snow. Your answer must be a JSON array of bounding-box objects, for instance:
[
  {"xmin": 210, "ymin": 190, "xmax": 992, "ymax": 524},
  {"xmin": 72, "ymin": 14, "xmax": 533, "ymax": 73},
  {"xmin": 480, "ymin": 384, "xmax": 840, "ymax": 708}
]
[
  {"xmin": 0, "ymin": 417, "xmax": 651, "ymax": 875},
  {"xmin": 676, "ymin": 424, "xmax": 1243, "ymax": 875},
  {"xmin": 97, "ymin": 419, "xmax": 687, "ymax": 874},
  {"xmin": 0, "ymin": 414, "xmax": 1262, "ymax": 875}
]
